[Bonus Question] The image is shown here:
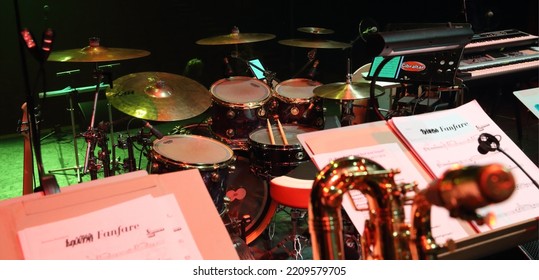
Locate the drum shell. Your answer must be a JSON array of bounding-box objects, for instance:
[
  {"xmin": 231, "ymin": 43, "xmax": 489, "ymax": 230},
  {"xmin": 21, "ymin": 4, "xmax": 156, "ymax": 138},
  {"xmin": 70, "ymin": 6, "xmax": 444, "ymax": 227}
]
[
  {"xmin": 247, "ymin": 124, "xmax": 316, "ymax": 178},
  {"xmin": 269, "ymin": 78, "xmax": 324, "ymax": 129},
  {"xmin": 249, "ymin": 143, "xmax": 310, "ymax": 178},
  {"xmin": 210, "ymin": 76, "xmax": 272, "ymax": 140}
]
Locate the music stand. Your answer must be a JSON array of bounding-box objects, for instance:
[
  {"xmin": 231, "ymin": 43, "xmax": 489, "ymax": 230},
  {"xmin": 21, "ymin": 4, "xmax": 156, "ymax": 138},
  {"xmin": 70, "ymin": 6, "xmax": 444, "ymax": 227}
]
[{"xmin": 364, "ymin": 24, "xmax": 474, "ymax": 120}]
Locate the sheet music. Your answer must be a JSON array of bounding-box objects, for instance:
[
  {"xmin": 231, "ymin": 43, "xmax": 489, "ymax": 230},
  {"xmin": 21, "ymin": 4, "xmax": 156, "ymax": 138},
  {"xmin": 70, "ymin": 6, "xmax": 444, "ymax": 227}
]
[
  {"xmin": 18, "ymin": 194, "xmax": 202, "ymax": 260},
  {"xmin": 312, "ymin": 143, "xmax": 470, "ymax": 243},
  {"xmin": 389, "ymin": 100, "xmax": 539, "ymax": 232}
]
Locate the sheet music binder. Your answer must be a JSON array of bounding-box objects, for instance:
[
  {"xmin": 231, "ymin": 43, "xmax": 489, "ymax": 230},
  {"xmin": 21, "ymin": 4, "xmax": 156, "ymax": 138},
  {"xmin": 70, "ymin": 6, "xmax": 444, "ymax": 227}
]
[
  {"xmin": 0, "ymin": 169, "xmax": 239, "ymax": 260},
  {"xmin": 297, "ymin": 100, "xmax": 538, "ymax": 259}
]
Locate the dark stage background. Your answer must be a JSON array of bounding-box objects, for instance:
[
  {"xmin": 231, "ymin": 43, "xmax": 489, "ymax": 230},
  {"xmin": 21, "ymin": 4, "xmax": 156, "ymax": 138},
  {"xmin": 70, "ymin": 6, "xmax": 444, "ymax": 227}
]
[{"xmin": 1, "ymin": 0, "xmax": 537, "ymax": 136}]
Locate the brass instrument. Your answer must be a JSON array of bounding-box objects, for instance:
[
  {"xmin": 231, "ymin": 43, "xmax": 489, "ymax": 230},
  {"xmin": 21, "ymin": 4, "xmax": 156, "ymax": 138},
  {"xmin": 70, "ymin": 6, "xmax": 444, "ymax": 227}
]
[{"xmin": 308, "ymin": 156, "xmax": 515, "ymax": 260}]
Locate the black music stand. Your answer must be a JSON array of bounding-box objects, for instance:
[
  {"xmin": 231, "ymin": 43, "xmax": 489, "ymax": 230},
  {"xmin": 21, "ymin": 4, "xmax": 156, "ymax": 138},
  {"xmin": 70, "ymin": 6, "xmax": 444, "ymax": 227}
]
[{"xmin": 364, "ymin": 24, "xmax": 474, "ymax": 120}]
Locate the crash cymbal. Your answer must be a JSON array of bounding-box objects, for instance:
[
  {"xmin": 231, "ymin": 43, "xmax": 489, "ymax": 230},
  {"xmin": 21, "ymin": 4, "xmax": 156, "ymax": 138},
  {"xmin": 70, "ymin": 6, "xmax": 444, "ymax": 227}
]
[
  {"xmin": 313, "ymin": 82, "xmax": 384, "ymax": 100},
  {"xmin": 48, "ymin": 38, "xmax": 150, "ymax": 63},
  {"xmin": 106, "ymin": 72, "xmax": 211, "ymax": 121},
  {"xmin": 278, "ymin": 38, "xmax": 351, "ymax": 49},
  {"xmin": 297, "ymin": 27, "xmax": 334, "ymax": 35},
  {"xmin": 196, "ymin": 32, "xmax": 276, "ymax": 45}
]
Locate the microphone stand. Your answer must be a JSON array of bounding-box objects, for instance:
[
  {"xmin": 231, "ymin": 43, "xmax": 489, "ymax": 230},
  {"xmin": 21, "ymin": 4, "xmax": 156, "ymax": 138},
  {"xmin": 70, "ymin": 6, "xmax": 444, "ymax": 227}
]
[
  {"xmin": 290, "ymin": 49, "xmax": 317, "ymax": 79},
  {"xmin": 13, "ymin": 0, "xmax": 59, "ymax": 195},
  {"xmin": 232, "ymin": 55, "xmax": 278, "ymax": 88}
]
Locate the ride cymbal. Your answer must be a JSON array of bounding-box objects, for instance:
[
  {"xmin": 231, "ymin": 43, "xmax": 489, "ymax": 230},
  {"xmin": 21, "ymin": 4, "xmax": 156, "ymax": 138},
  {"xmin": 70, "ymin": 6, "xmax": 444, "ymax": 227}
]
[
  {"xmin": 48, "ymin": 38, "xmax": 150, "ymax": 63},
  {"xmin": 106, "ymin": 72, "xmax": 211, "ymax": 121},
  {"xmin": 196, "ymin": 33, "xmax": 276, "ymax": 45},
  {"xmin": 278, "ymin": 38, "xmax": 351, "ymax": 49},
  {"xmin": 313, "ymin": 82, "xmax": 384, "ymax": 100},
  {"xmin": 297, "ymin": 27, "xmax": 335, "ymax": 35}
]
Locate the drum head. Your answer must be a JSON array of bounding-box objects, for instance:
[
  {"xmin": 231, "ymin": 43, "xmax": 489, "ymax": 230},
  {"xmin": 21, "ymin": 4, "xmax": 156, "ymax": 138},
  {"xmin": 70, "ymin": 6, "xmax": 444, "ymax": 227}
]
[
  {"xmin": 225, "ymin": 155, "xmax": 277, "ymax": 244},
  {"xmin": 153, "ymin": 135, "xmax": 233, "ymax": 165},
  {"xmin": 275, "ymin": 78, "xmax": 322, "ymax": 100},
  {"xmin": 210, "ymin": 76, "xmax": 271, "ymax": 105},
  {"xmin": 249, "ymin": 124, "xmax": 317, "ymax": 146}
]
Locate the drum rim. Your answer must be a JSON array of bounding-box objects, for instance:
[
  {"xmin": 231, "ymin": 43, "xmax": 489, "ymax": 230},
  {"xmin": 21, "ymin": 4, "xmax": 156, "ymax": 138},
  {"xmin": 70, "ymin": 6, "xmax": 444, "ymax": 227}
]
[
  {"xmin": 210, "ymin": 76, "xmax": 272, "ymax": 108},
  {"xmin": 152, "ymin": 134, "xmax": 235, "ymax": 170}
]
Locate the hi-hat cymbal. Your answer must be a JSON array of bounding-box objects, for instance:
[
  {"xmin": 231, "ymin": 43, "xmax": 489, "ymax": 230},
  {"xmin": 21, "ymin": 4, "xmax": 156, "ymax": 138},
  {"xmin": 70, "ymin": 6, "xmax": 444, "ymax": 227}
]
[
  {"xmin": 313, "ymin": 82, "xmax": 384, "ymax": 100},
  {"xmin": 278, "ymin": 38, "xmax": 351, "ymax": 49},
  {"xmin": 106, "ymin": 72, "xmax": 211, "ymax": 121},
  {"xmin": 196, "ymin": 33, "xmax": 276, "ymax": 45},
  {"xmin": 297, "ymin": 27, "xmax": 335, "ymax": 35},
  {"xmin": 48, "ymin": 38, "xmax": 150, "ymax": 63}
]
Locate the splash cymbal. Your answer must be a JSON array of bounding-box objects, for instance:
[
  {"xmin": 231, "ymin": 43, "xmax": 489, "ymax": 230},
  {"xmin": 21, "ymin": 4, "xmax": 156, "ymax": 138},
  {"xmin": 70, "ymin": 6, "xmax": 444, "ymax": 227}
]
[
  {"xmin": 313, "ymin": 82, "xmax": 384, "ymax": 100},
  {"xmin": 48, "ymin": 38, "xmax": 150, "ymax": 63},
  {"xmin": 106, "ymin": 72, "xmax": 211, "ymax": 121},
  {"xmin": 278, "ymin": 38, "xmax": 351, "ymax": 49},
  {"xmin": 196, "ymin": 33, "xmax": 276, "ymax": 45},
  {"xmin": 297, "ymin": 27, "xmax": 335, "ymax": 35}
]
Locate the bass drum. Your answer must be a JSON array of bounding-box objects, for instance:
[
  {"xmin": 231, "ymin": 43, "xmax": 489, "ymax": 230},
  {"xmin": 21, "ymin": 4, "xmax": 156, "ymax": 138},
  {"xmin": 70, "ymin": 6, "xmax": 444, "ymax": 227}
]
[
  {"xmin": 225, "ymin": 153, "xmax": 277, "ymax": 245},
  {"xmin": 173, "ymin": 123, "xmax": 277, "ymax": 245}
]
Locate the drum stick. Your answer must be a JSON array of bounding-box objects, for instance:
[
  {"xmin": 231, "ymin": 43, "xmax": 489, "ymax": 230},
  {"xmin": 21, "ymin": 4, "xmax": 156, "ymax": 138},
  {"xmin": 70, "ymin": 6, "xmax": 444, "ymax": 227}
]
[
  {"xmin": 276, "ymin": 119, "xmax": 288, "ymax": 145},
  {"xmin": 267, "ymin": 118, "xmax": 275, "ymax": 145}
]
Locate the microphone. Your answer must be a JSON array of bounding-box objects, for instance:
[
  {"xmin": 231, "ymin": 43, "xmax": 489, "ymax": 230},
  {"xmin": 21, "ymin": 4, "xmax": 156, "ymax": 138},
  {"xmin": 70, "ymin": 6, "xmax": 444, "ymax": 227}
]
[
  {"xmin": 142, "ymin": 120, "xmax": 164, "ymax": 139},
  {"xmin": 224, "ymin": 57, "xmax": 234, "ymax": 77},
  {"xmin": 422, "ymin": 164, "xmax": 515, "ymax": 222},
  {"xmin": 361, "ymin": 26, "xmax": 378, "ymax": 35},
  {"xmin": 307, "ymin": 60, "xmax": 319, "ymax": 79},
  {"xmin": 477, "ymin": 133, "xmax": 539, "ymax": 189},
  {"xmin": 477, "ymin": 133, "xmax": 500, "ymax": 154}
]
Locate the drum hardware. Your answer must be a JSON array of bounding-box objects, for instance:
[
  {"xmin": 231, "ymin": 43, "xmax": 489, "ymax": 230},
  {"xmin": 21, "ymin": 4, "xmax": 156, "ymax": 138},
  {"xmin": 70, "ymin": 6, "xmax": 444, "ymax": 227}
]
[
  {"xmin": 290, "ymin": 49, "xmax": 318, "ymax": 79},
  {"xmin": 222, "ymin": 198, "xmax": 257, "ymax": 259},
  {"xmin": 228, "ymin": 53, "xmax": 278, "ymax": 89},
  {"xmin": 47, "ymin": 38, "xmax": 151, "ymax": 180},
  {"xmin": 41, "ymin": 83, "xmax": 110, "ymax": 182},
  {"xmin": 266, "ymin": 207, "xmax": 310, "ymax": 260}
]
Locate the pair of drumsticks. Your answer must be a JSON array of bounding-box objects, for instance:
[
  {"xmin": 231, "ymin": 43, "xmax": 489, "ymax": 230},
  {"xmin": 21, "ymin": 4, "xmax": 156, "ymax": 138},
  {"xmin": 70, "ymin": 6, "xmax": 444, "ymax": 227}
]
[{"xmin": 266, "ymin": 117, "xmax": 288, "ymax": 145}]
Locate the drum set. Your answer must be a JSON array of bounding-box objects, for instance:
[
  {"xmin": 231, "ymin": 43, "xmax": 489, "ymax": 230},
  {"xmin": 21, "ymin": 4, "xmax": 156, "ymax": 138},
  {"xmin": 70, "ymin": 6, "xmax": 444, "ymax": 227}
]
[{"xmin": 46, "ymin": 26, "xmax": 382, "ymax": 258}]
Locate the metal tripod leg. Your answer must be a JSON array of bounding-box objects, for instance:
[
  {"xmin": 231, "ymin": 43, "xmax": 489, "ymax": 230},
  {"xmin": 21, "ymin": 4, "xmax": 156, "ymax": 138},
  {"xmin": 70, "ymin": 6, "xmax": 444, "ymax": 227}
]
[{"xmin": 47, "ymin": 90, "xmax": 82, "ymax": 182}]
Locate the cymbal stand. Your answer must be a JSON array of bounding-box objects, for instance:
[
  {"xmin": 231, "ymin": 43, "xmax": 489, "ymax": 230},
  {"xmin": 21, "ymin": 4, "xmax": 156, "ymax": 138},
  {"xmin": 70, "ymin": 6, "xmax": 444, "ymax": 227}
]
[
  {"xmin": 82, "ymin": 65, "xmax": 112, "ymax": 179},
  {"xmin": 340, "ymin": 58, "xmax": 356, "ymax": 126}
]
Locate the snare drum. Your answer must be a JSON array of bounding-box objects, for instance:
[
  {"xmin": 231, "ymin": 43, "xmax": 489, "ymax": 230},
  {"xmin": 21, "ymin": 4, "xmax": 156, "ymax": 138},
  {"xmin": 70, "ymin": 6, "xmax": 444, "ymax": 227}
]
[
  {"xmin": 270, "ymin": 78, "xmax": 324, "ymax": 129},
  {"xmin": 210, "ymin": 77, "xmax": 272, "ymax": 148},
  {"xmin": 148, "ymin": 134, "xmax": 235, "ymax": 213},
  {"xmin": 248, "ymin": 124, "xmax": 317, "ymax": 178}
]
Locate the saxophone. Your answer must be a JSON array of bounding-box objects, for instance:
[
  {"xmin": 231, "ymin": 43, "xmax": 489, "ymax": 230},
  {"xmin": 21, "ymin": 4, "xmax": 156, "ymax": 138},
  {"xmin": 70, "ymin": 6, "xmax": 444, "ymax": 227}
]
[{"xmin": 308, "ymin": 156, "xmax": 515, "ymax": 260}]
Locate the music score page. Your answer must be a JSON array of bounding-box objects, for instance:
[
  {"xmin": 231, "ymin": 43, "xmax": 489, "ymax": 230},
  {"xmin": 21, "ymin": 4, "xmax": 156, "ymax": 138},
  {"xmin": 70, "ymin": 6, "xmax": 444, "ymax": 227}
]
[{"xmin": 17, "ymin": 194, "xmax": 202, "ymax": 260}]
